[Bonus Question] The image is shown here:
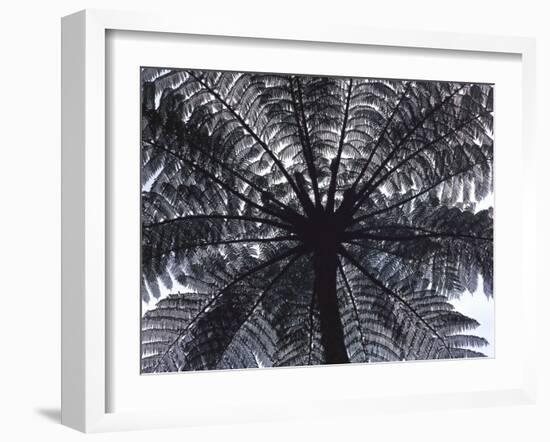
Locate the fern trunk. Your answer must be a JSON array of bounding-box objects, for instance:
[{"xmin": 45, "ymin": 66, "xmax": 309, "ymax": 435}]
[{"xmin": 313, "ymin": 246, "xmax": 349, "ymax": 364}]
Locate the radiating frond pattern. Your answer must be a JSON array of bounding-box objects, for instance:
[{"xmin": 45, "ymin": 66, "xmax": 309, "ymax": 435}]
[{"xmin": 140, "ymin": 68, "xmax": 493, "ymax": 373}]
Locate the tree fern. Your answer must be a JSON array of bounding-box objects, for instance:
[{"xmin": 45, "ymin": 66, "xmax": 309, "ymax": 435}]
[{"xmin": 140, "ymin": 68, "xmax": 493, "ymax": 372}]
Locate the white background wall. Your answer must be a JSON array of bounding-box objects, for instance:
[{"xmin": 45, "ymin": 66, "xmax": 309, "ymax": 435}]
[{"xmin": 0, "ymin": 1, "xmax": 547, "ymax": 440}]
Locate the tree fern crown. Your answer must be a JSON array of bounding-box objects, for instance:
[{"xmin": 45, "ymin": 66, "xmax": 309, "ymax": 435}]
[{"xmin": 140, "ymin": 68, "xmax": 494, "ymax": 373}]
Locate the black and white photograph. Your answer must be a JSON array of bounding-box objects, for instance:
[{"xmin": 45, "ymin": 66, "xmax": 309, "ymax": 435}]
[
  {"xmin": 140, "ymin": 68, "xmax": 494, "ymax": 373},
  {"xmin": 2, "ymin": 0, "xmax": 548, "ymax": 439}
]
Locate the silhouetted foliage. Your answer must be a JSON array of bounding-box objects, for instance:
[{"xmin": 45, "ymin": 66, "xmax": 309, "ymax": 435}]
[{"xmin": 140, "ymin": 68, "xmax": 493, "ymax": 372}]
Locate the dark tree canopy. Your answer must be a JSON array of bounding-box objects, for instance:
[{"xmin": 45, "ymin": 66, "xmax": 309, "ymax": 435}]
[{"xmin": 140, "ymin": 68, "xmax": 493, "ymax": 373}]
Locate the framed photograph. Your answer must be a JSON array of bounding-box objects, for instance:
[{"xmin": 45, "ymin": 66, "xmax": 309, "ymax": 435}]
[{"xmin": 61, "ymin": 9, "xmax": 537, "ymax": 432}]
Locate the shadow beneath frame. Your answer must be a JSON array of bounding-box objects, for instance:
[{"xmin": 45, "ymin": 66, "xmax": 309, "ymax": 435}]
[{"xmin": 34, "ymin": 407, "xmax": 61, "ymax": 423}]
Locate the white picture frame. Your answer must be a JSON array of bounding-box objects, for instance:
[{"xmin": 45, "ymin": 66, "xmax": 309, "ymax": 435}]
[{"xmin": 61, "ymin": 9, "xmax": 537, "ymax": 433}]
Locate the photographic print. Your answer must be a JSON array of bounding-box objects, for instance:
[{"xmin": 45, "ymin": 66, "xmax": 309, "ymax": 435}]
[{"xmin": 140, "ymin": 68, "xmax": 494, "ymax": 373}]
